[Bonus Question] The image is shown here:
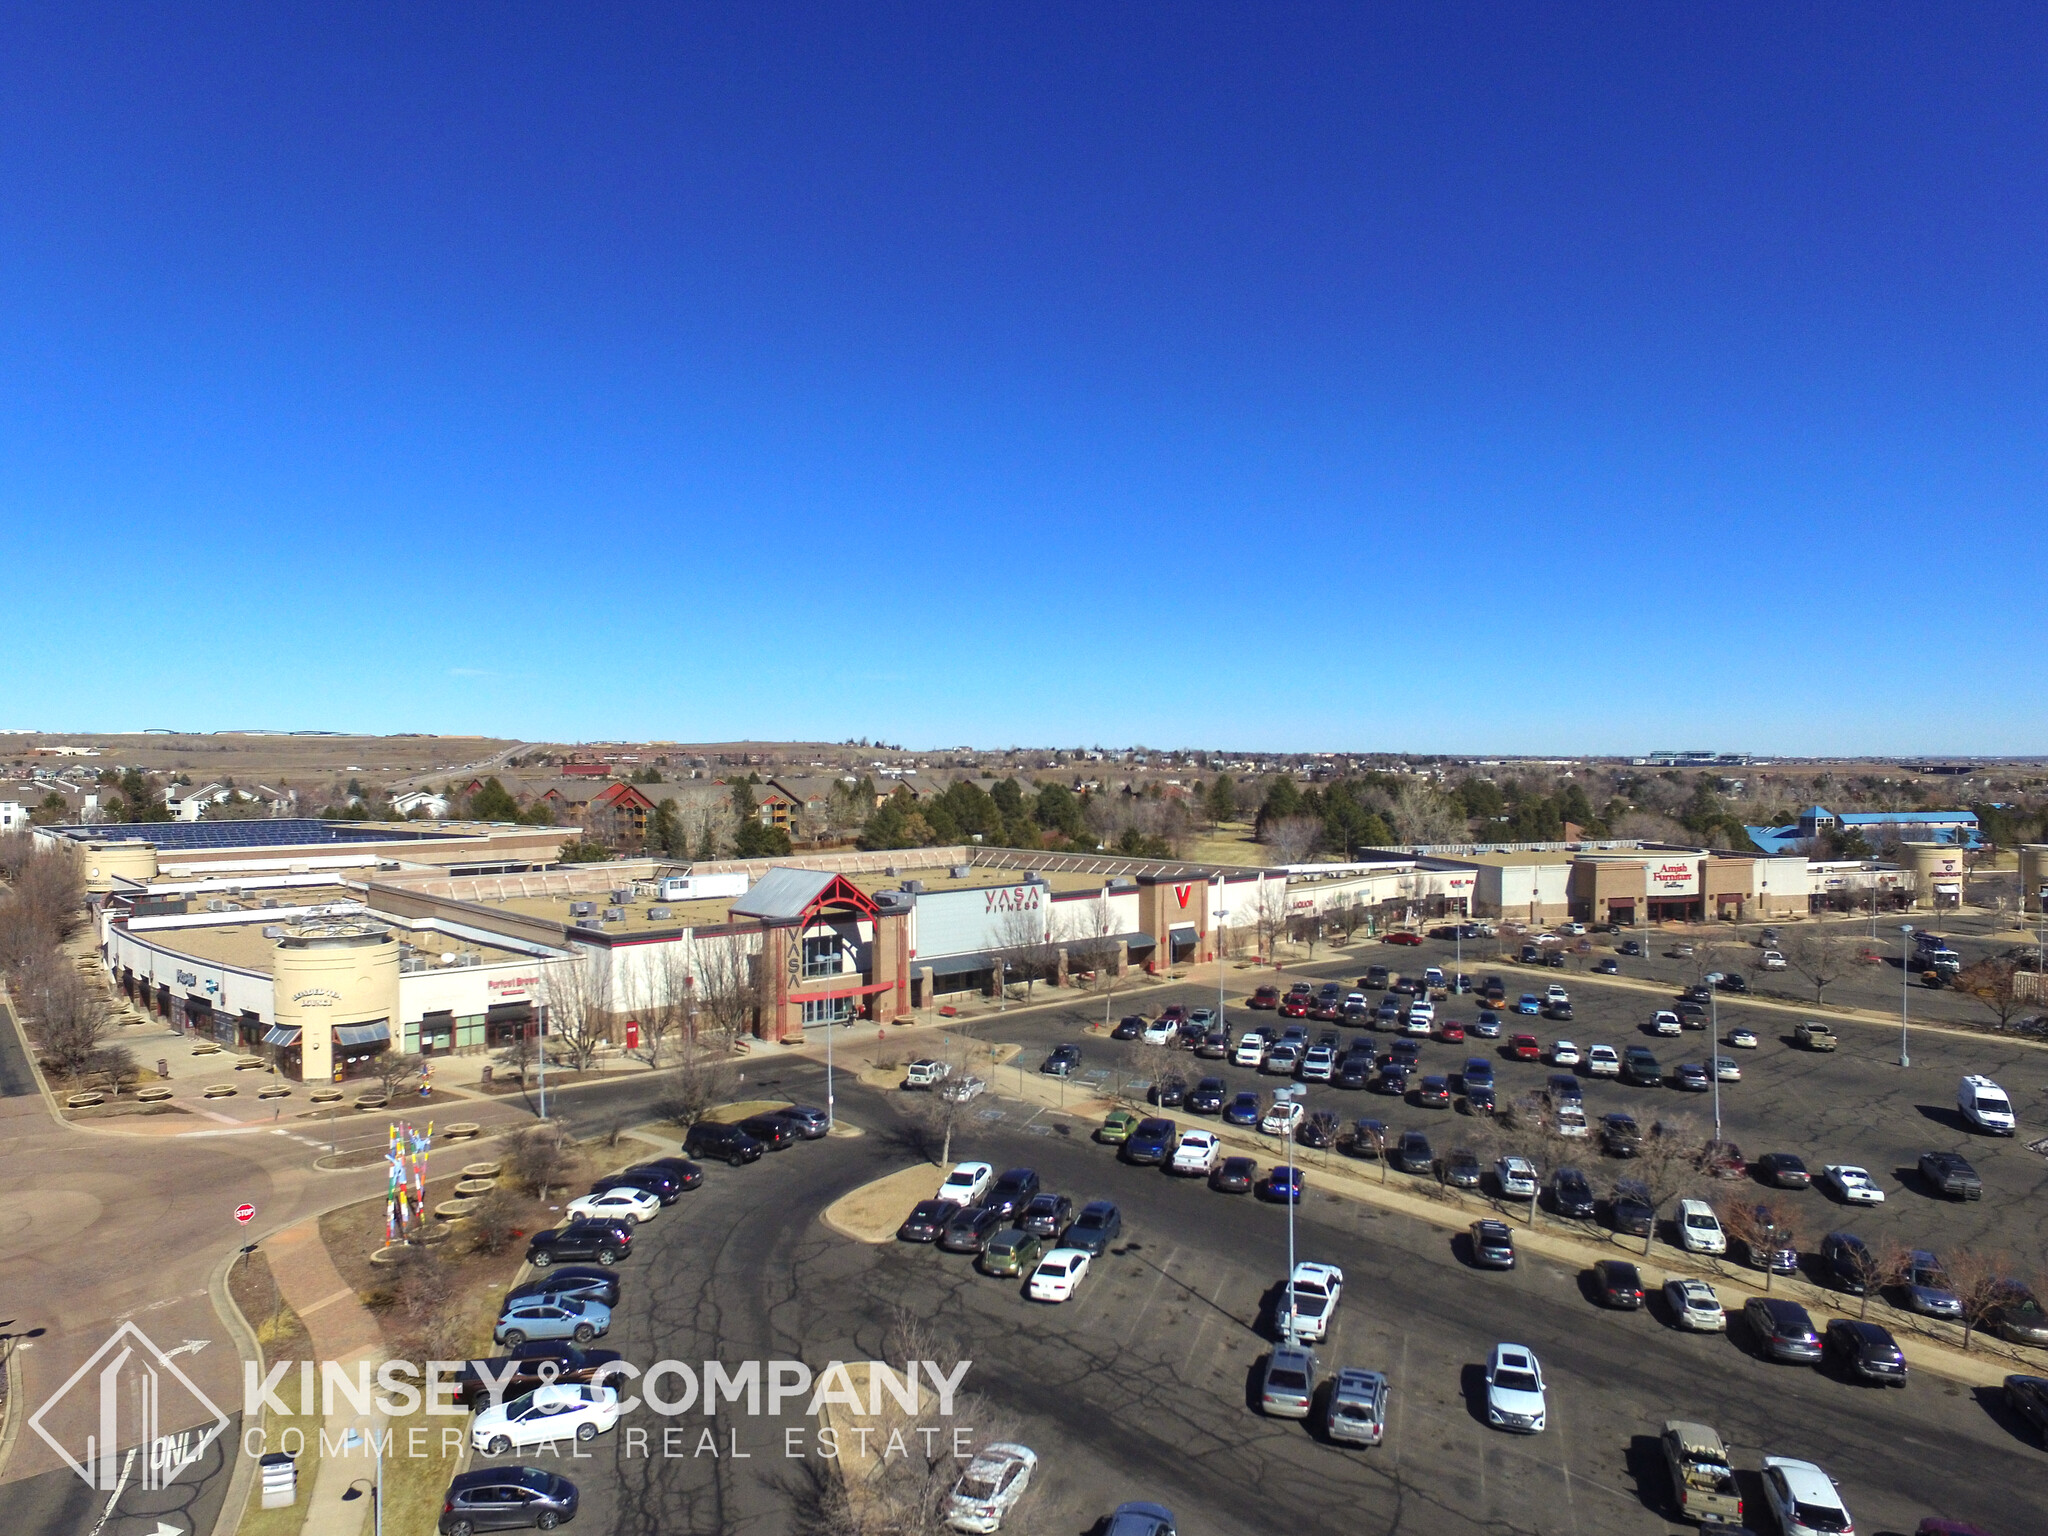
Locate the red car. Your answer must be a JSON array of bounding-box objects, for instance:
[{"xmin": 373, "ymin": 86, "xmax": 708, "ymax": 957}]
[
  {"xmin": 1436, "ymin": 1021, "xmax": 1466, "ymax": 1043},
  {"xmin": 1160, "ymin": 1006, "xmax": 1189, "ymax": 1025},
  {"xmin": 1249, "ymin": 987, "xmax": 1280, "ymax": 1010},
  {"xmin": 1385, "ymin": 932, "xmax": 1424, "ymax": 947},
  {"xmin": 1701, "ymin": 1139, "xmax": 1748, "ymax": 1180},
  {"xmin": 1280, "ymin": 996, "xmax": 1311, "ymax": 1018},
  {"xmin": 1509, "ymin": 1033, "xmax": 1542, "ymax": 1061}
]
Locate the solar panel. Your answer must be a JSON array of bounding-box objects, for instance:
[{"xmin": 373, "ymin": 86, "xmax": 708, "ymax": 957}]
[{"xmin": 53, "ymin": 819, "xmax": 441, "ymax": 850}]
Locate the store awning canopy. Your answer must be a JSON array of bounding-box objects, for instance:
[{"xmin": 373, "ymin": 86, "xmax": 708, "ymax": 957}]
[
  {"xmin": 262, "ymin": 1026, "xmax": 301, "ymax": 1047},
  {"xmin": 1934, "ymin": 882, "xmax": 1961, "ymax": 894},
  {"xmin": 1120, "ymin": 932, "xmax": 1157, "ymax": 952},
  {"xmin": 333, "ymin": 1021, "xmax": 392, "ymax": 1047},
  {"xmin": 926, "ymin": 951, "xmax": 997, "ymax": 978}
]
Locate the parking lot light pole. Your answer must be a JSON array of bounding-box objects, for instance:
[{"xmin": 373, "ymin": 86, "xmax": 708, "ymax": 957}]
[
  {"xmin": 1899, "ymin": 924, "xmax": 1914, "ymax": 1068},
  {"xmin": 1704, "ymin": 973, "xmax": 1723, "ymax": 1144}
]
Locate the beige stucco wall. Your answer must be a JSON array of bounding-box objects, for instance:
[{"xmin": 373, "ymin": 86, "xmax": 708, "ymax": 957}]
[
  {"xmin": 274, "ymin": 929, "xmax": 400, "ymax": 1081},
  {"xmin": 83, "ymin": 840, "xmax": 159, "ymax": 893}
]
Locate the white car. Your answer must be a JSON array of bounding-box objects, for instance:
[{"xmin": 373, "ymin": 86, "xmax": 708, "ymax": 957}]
[
  {"xmin": 1676, "ymin": 1197, "xmax": 1726, "ymax": 1255},
  {"xmin": 1141, "ymin": 1018, "xmax": 1176, "ymax": 1046},
  {"xmin": 1652, "ymin": 1010, "xmax": 1683, "ymax": 1036},
  {"xmin": 945, "ymin": 1441, "xmax": 1038, "ymax": 1533},
  {"xmin": 1544, "ymin": 984, "xmax": 1570, "ymax": 1005},
  {"xmin": 937, "ymin": 1161, "xmax": 995, "ymax": 1206},
  {"xmin": 1586, "ymin": 1044, "xmax": 1620, "ymax": 1077},
  {"xmin": 1234, "ymin": 1031, "xmax": 1270, "ymax": 1067},
  {"xmin": 1712, "ymin": 1056, "xmax": 1741, "ymax": 1082},
  {"xmin": 1495, "ymin": 1155, "xmax": 1538, "ymax": 1199},
  {"xmin": 939, "ymin": 1075, "xmax": 988, "ymax": 1104},
  {"xmin": 472, "ymin": 1383, "xmax": 620, "ymax": 1454},
  {"xmin": 1759, "ymin": 949, "xmax": 1787, "ymax": 971},
  {"xmin": 1407, "ymin": 1000, "xmax": 1436, "ymax": 1028},
  {"xmin": 1823, "ymin": 1164, "xmax": 1886, "ymax": 1205},
  {"xmin": 564, "ymin": 1187, "xmax": 660, "ymax": 1225},
  {"xmin": 1483, "ymin": 1344, "xmax": 1546, "ymax": 1433},
  {"xmin": 1281, "ymin": 1262, "xmax": 1345, "ymax": 1342},
  {"xmin": 1760, "ymin": 1457, "xmax": 1853, "ymax": 1536},
  {"xmin": 1550, "ymin": 1041, "xmax": 1580, "ymax": 1067},
  {"xmin": 1260, "ymin": 1100, "xmax": 1305, "ymax": 1137},
  {"xmin": 1170, "ymin": 1130, "xmax": 1222, "ymax": 1176},
  {"xmin": 1663, "ymin": 1278, "xmax": 1727, "ymax": 1332},
  {"xmin": 1560, "ymin": 922, "xmax": 1586, "ymax": 936},
  {"xmin": 1727, "ymin": 1027, "xmax": 1759, "ymax": 1049},
  {"xmin": 1027, "ymin": 1248, "xmax": 1091, "ymax": 1302}
]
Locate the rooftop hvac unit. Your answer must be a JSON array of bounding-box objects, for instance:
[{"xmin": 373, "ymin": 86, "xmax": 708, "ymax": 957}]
[
  {"xmin": 206, "ymin": 899, "xmax": 228, "ymax": 912},
  {"xmin": 1108, "ymin": 876, "xmax": 1136, "ymax": 889},
  {"xmin": 950, "ymin": 864, "xmax": 971, "ymax": 879},
  {"xmin": 577, "ymin": 917, "xmax": 607, "ymax": 930},
  {"xmin": 604, "ymin": 906, "xmax": 626, "ymax": 921},
  {"xmin": 884, "ymin": 866, "xmax": 898, "ymax": 878},
  {"xmin": 400, "ymin": 958, "xmax": 424, "ymax": 973},
  {"xmin": 262, "ymin": 926, "xmax": 286, "ymax": 939},
  {"xmin": 610, "ymin": 889, "xmax": 631, "ymax": 904},
  {"xmin": 900, "ymin": 880, "xmax": 925, "ymax": 894},
  {"xmin": 260, "ymin": 898, "xmax": 279, "ymax": 909},
  {"xmin": 570, "ymin": 901, "xmax": 595, "ymax": 917},
  {"xmin": 648, "ymin": 905, "xmax": 672, "ymax": 919}
]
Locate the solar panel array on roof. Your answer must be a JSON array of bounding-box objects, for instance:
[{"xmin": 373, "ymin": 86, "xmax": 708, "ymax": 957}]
[{"xmin": 53, "ymin": 819, "xmax": 446, "ymax": 850}]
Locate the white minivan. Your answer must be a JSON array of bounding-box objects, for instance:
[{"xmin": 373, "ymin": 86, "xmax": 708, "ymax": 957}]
[
  {"xmin": 1677, "ymin": 1198, "xmax": 1726, "ymax": 1255},
  {"xmin": 1959, "ymin": 1075, "xmax": 2017, "ymax": 1136}
]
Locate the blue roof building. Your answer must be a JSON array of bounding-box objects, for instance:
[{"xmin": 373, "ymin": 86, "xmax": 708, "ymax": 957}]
[{"xmin": 1744, "ymin": 805, "xmax": 1980, "ymax": 855}]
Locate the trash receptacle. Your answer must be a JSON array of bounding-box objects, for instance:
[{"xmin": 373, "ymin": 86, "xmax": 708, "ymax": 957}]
[
  {"xmin": 259, "ymin": 1452, "xmax": 296, "ymax": 1509},
  {"xmin": 479, "ymin": 1065, "xmax": 493, "ymax": 1087}
]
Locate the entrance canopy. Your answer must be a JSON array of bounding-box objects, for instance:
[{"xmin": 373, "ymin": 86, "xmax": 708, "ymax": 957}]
[
  {"xmin": 334, "ymin": 1021, "xmax": 391, "ymax": 1047},
  {"xmin": 262, "ymin": 1026, "xmax": 301, "ymax": 1047}
]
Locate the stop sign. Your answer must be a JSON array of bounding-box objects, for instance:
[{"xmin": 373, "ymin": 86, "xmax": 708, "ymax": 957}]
[{"xmin": 234, "ymin": 1204, "xmax": 255, "ymax": 1224}]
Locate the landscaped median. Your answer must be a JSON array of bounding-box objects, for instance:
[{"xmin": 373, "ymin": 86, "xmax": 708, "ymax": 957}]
[{"xmin": 823, "ymin": 1166, "xmax": 952, "ymax": 1244}]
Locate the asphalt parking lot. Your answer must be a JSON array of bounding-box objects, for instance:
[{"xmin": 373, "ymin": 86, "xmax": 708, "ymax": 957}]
[
  {"xmin": 948, "ymin": 932, "xmax": 2048, "ymax": 1281},
  {"xmin": 472, "ymin": 1056, "xmax": 2045, "ymax": 1536}
]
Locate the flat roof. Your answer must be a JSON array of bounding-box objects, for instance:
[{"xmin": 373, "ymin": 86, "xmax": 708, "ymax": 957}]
[
  {"xmin": 134, "ymin": 915, "xmax": 537, "ymax": 976},
  {"xmin": 1441, "ymin": 849, "xmax": 1585, "ymax": 868}
]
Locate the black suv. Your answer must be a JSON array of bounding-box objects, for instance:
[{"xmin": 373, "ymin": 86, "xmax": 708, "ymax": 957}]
[
  {"xmin": 985, "ymin": 1168, "xmax": 1041, "ymax": 1219},
  {"xmin": 456, "ymin": 1342, "xmax": 623, "ymax": 1410},
  {"xmin": 1187, "ymin": 1077, "xmax": 1228, "ymax": 1114},
  {"xmin": 504, "ymin": 1267, "xmax": 619, "ymax": 1309},
  {"xmin": 1600, "ymin": 1113, "xmax": 1641, "ymax": 1157},
  {"xmin": 1821, "ymin": 1231, "xmax": 1875, "ymax": 1293},
  {"xmin": 1122, "ymin": 1119, "xmax": 1179, "ymax": 1166},
  {"xmin": 738, "ymin": 1115, "xmax": 799, "ymax": 1151},
  {"xmin": 1548, "ymin": 1168, "xmax": 1596, "ymax": 1219},
  {"xmin": 1065, "ymin": 1200, "xmax": 1122, "ymax": 1254},
  {"xmin": 526, "ymin": 1220, "xmax": 632, "ymax": 1268},
  {"xmin": 1020, "ymin": 1192, "xmax": 1074, "ymax": 1240},
  {"xmin": 1919, "ymin": 1150, "xmax": 1983, "ymax": 1200},
  {"xmin": 685, "ymin": 1121, "xmax": 765, "ymax": 1166},
  {"xmin": 1607, "ymin": 1178, "xmax": 1652, "ymax": 1238},
  {"xmin": 589, "ymin": 1167, "xmax": 684, "ymax": 1205},
  {"xmin": 1621, "ymin": 1047, "xmax": 1662, "ymax": 1086},
  {"xmin": 634, "ymin": 1156, "xmax": 704, "ymax": 1191},
  {"xmin": 440, "ymin": 1466, "xmax": 578, "ymax": 1535}
]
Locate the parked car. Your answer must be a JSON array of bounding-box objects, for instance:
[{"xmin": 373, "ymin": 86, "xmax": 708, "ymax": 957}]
[
  {"xmin": 1594, "ymin": 956, "xmax": 1620, "ymax": 975},
  {"xmin": 683, "ymin": 1121, "xmax": 764, "ymax": 1166},
  {"xmin": 1821, "ymin": 1164, "xmax": 1883, "ymax": 1204},
  {"xmin": 1608, "ymin": 1178, "xmax": 1653, "ymax": 1238},
  {"xmin": 1210, "ymin": 1155, "xmax": 1258, "ymax": 1194},
  {"xmin": 1026, "ymin": 1248, "xmax": 1092, "ymax": 1302},
  {"xmin": 1261, "ymin": 1164, "xmax": 1305, "ymax": 1203},
  {"xmin": 1261, "ymin": 1043, "xmax": 1303, "ymax": 1076},
  {"xmin": 1325, "ymin": 1367, "xmax": 1389, "ymax": 1448},
  {"xmin": 1919, "ymin": 1150, "xmax": 1984, "ymax": 1200},
  {"xmin": 1495, "ymin": 1155, "xmax": 1538, "ymax": 1199},
  {"xmin": 438, "ymin": 1466, "xmax": 578, "ymax": 1535},
  {"xmin": 1196, "ymin": 1029, "xmax": 1230, "ymax": 1059},
  {"xmin": 1097, "ymin": 1109, "xmax": 1139, "ymax": 1144},
  {"xmin": 937, "ymin": 1162, "xmax": 996, "ymax": 1206},
  {"xmin": 1472, "ymin": 1010, "xmax": 1502, "ymax": 1038},
  {"xmin": 1826, "ymin": 1318, "xmax": 1908, "ymax": 1385},
  {"xmin": 1756, "ymin": 1151, "xmax": 1812, "ymax": 1189},
  {"xmin": 1510, "ymin": 1033, "xmax": 1542, "ymax": 1061},
  {"xmin": 1592, "ymin": 1259, "xmax": 1645, "ymax": 1309},
  {"xmin": 1224, "ymin": 1091, "xmax": 1262, "ymax": 1126},
  {"xmin": 737, "ymin": 1114, "xmax": 799, "ymax": 1151},
  {"xmin": 1992, "ymin": 1280, "xmax": 2048, "ymax": 1346},
  {"xmin": 939, "ymin": 1074, "xmax": 987, "ymax": 1107},
  {"xmin": 1821, "ymin": 1230, "xmax": 1876, "ymax": 1293},
  {"xmin": 588, "ymin": 1167, "xmax": 685, "ymax": 1205},
  {"xmin": 1744, "ymin": 1297, "xmax": 1823, "ymax": 1362},
  {"xmin": 1549, "ymin": 1040, "xmax": 1580, "ymax": 1067},
  {"xmin": 1280, "ymin": 1261, "xmax": 1345, "ymax": 1342},
  {"xmin": 1122, "ymin": 1119, "xmax": 1179, "ymax": 1165},
  {"xmin": 772, "ymin": 1104, "xmax": 832, "ymax": 1139},
  {"xmin": 564, "ymin": 1187, "xmax": 660, "ymax": 1226},
  {"xmin": 978, "ymin": 1229, "xmax": 1046, "ymax": 1279},
  {"xmin": 897, "ymin": 1200, "xmax": 954, "ymax": 1243},
  {"xmin": 1795, "ymin": 1021, "xmax": 1838, "ymax": 1052},
  {"xmin": 944, "ymin": 1442, "xmax": 1038, "ymax": 1533},
  {"xmin": 1651, "ymin": 1010, "xmax": 1683, "ymax": 1036},
  {"xmin": 1101, "ymin": 1502, "xmax": 1178, "ymax": 1536},
  {"xmin": 984, "ymin": 1168, "xmax": 1041, "ymax": 1220},
  {"xmin": 1064, "ymin": 1201, "xmax": 1122, "ymax": 1254},
  {"xmin": 1042, "ymin": 1044, "xmax": 1083, "ymax": 1076},
  {"xmin": 1416, "ymin": 1074, "xmax": 1452, "ymax": 1109},
  {"xmin": 525, "ymin": 1222, "xmax": 631, "ymax": 1269},
  {"xmin": 1393, "ymin": 1130, "xmax": 1434, "ymax": 1175},
  {"xmin": 1600, "ymin": 1112, "xmax": 1641, "ymax": 1157},
  {"xmin": 1443, "ymin": 1147, "xmax": 1483, "ymax": 1188},
  {"xmin": 1019, "ymin": 1192, "xmax": 1075, "ymax": 1240},
  {"xmin": 1186, "ymin": 1077, "xmax": 1228, "ymax": 1114},
  {"xmin": 472, "ymin": 1383, "xmax": 619, "ymax": 1455},
  {"xmin": 1469, "ymin": 1218, "xmax": 1516, "ymax": 1269},
  {"xmin": 1170, "ymin": 1130, "xmax": 1222, "ymax": 1176},
  {"xmin": 2004, "ymin": 1374, "xmax": 2048, "ymax": 1439},
  {"xmin": 1760, "ymin": 1457, "xmax": 1854, "ymax": 1536},
  {"xmin": 1905, "ymin": 1250, "xmax": 1964, "ymax": 1318},
  {"xmin": 1548, "ymin": 1167, "xmax": 1596, "ymax": 1219},
  {"xmin": 1259, "ymin": 1343, "xmax": 1319, "ymax": 1418},
  {"xmin": 1676, "ymin": 1198, "xmax": 1726, "ymax": 1255},
  {"xmin": 1259, "ymin": 1100, "xmax": 1305, "ymax": 1137},
  {"xmin": 1727, "ymin": 1027, "xmax": 1759, "ymax": 1049},
  {"xmin": 1249, "ymin": 986, "xmax": 1280, "ymax": 1010},
  {"xmin": 1701, "ymin": 1139, "xmax": 1748, "ymax": 1180},
  {"xmin": 1672, "ymin": 1062, "xmax": 1711, "ymax": 1092},
  {"xmin": 1140, "ymin": 1017, "xmax": 1176, "ymax": 1046},
  {"xmin": 1148, "ymin": 1075, "xmax": 1186, "ymax": 1108},
  {"xmin": 939, "ymin": 1205, "xmax": 1007, "ymax": 1254},
  {"xmin": 494, "ymin": 1295, "xmax": 611, "ymax": 1348},
  {"xmin": 1622, "ymin": 1047, "xmax": 1662, "ymax": 1085},
  {"xmin": 455, "ymin": 1344, "xmax": 624, "ymax": 1411},
  {"xmin": 503, "ymin": 1267, "xmax": 619, "ymax": 1311},
  {"xmin": 904, "ymin": 1059, "xmax": 951, "ymax": 1089},
  {"xmin": 1112, "ymin": 1014, "xmax": 1145, "ymax": 1040},
  {"xmin": 1515, "ymin": 994, "xmax": 1542, "ymax": 1016},
  {"xmin": 1664, "ymin": 1278, "xmax": 1726, "ymax": 1332},
  {"xmin": 1483, "ymin": 1344, "xmax": 1547, "ymax": 1432}
]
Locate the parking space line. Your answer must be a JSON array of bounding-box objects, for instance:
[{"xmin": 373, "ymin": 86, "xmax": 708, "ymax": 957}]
[{"xmin": 1120, "ymin": 1245, "xmax": 1175, "ymax": 1347}]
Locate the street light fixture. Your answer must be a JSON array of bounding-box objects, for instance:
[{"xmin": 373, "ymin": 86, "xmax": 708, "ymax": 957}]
[
  {"xmin": 342, "ymin": 1466, "xmax": 381, "ymax": 1536},
  {"xmin": 1899, "ymin": 924, "xmax": 1915, "ymax": 1068}
]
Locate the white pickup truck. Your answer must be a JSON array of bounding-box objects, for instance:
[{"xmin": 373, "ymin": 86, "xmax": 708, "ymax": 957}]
[{"xmin": 903, "ymin": 1059, "xmax": 952, "ymax": 1089}]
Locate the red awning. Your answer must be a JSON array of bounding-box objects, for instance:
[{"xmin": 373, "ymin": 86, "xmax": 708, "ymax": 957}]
[{"xmin": 791, "ymin": 978, "xmax": 897, "ymax": 1002}]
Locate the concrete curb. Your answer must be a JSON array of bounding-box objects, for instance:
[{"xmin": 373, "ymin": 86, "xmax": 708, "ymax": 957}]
[
  {"xmin": 206, "ymin": 1246, "xmax": 267, "ymax": 1536},
  {"xmin": 0, "ymin": 1334, "xmax": 23, "ymax": 1489}
]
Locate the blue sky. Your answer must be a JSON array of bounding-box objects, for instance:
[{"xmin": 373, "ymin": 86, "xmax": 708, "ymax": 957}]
[{"xmin": 3, "ymin": 5, "xmax": 2042, "ymax": 754}]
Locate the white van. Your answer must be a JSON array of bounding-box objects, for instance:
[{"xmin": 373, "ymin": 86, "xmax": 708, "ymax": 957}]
[
  {"xmin": 1959, "ymin": 1075, "xmax": 2017, "ymax": 1136},
  {"xmin": 1677, "ymin": 1198, "xmax": 1726, "ymax": 1255}
]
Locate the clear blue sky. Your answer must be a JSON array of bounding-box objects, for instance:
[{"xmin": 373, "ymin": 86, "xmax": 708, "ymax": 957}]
[{"xmin": 3, "ymin": 6, "xmax": 2042, "ymax": 754}]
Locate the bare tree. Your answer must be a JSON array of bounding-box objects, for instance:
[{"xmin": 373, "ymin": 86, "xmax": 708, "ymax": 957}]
[
  {"xmin": 1346, "ymin": 1118, "xmax": 1391, "ymax": 1184},
  {"xmin": 540, "ymin": 950, "xmax": 613, "ymax": 1072},
  {"xmin": 1056, "ymin": 893, "xmax": 1126, "ymax": 1026},
  {"xmin": 466, "ymin": 1187, "xmax": 522, "ymax": 1256},
  {"xmin": 992, "ymin": 902, "xmax": 1056, "ymax": 1004},
  {"xmin": 1841, "ymin": 1235, "xmax": 1910, "ymax": 1321},
  {"xmin": 624, "ymin": 953, "xmax": 686, "ymax": 1069},
  {"xmin": 1604, "ymin": 1113, "xmax": 1691, "ymax": 1247},
  {"xmin": 1484, "ymin": 1095, "xmax": 1564, "ymax": 1226},
  {"xmin": 915, "ymin": 1082, "xmax": 974, "ymax": 1168},
  {"xmin": 20, "ymin": 966, "xmax": 128, "ymax": 1084},
  {"xmin": 1956, "ymin": 955, "xmax": 2031, "ymax": 1034},
  {"xmin": 1125, "ymin": 1035, "xmax": 1180, "ymax": 1107},
  {"xmin": 1716, "ymin": 1197, "xmax": 1804, "ymax": 1292},
  {"xmin": 1779, "ymin": 931, "xmax": 1848, "ymax": 1008},
  {"xmin": 694, "ymin": 933, "xmax": 764, "ymax": 1047},
  {"xmin": 1251, "ymin": 879, "xmax": 1291, "ymax": 965},
  {"xmin": 1942, "ymin": 1247, "xmax": 2011, "ymax": 1351},
  {"xmin": 507, "ymin": 1121, "xmax": 574, "ymax": 1199},
  {"xmin": 1389, "ymin": 781, "xmax": 1469, "ymax": 845},
  {"xmin": 653, "ymin": 1037, "xmax": 738, "ymax": 1133},
  {"xmin": 1265, "ymin": 815, "xmax": 1323, "ymax": 865},
  {"xmin": 365, "ymin": 1050, "xmax": 424, "ymax": 1102},
  {"xmin": 1286, "ymin": 912, "xmax": 1325, "ymax": 959}
]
